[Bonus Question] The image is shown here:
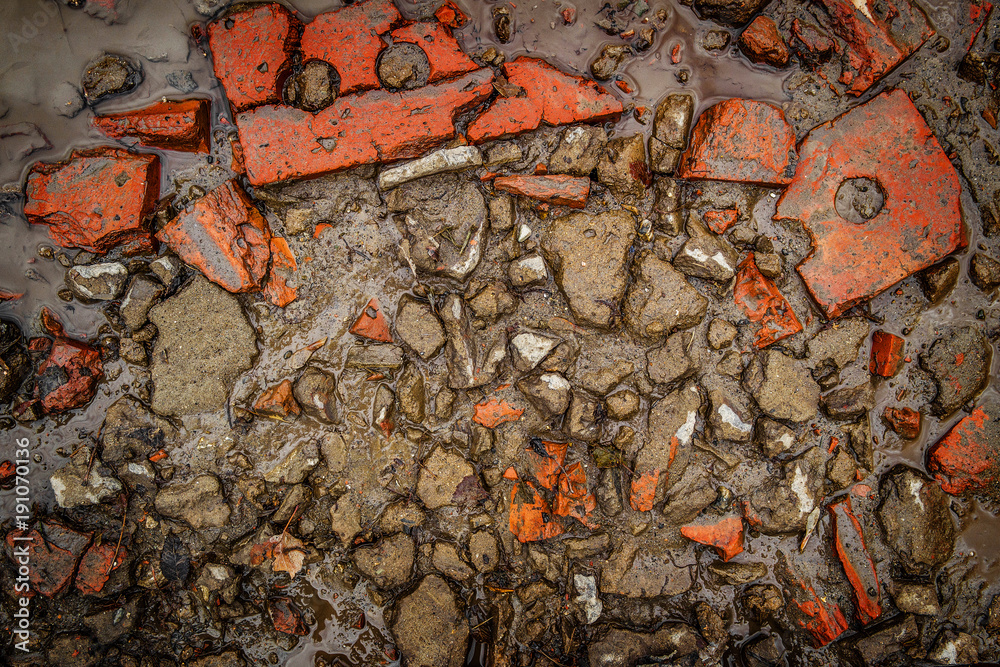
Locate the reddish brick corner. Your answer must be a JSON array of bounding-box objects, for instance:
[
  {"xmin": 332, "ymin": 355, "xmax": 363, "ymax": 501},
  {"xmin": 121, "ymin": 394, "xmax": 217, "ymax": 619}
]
[
  {"xmin": 926, "ymin": 401, "xmax": 999, "ymax": 499},
  {"xmin": 92, "ymin": 99, "xmax": 212, "ymax": 153},
  {"xmin": 680, "ymin": 516, "xmax": 744, "ymax": 561}
]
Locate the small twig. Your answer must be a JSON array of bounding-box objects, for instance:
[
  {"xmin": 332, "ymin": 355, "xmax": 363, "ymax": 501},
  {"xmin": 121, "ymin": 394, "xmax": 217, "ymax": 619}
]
[
  {"xmin": 281, "ymin": 505, "xmax": 300, "ymax": 536},
  {"xmin": 83, "ymin": 448, "xmax": 97, "ymax": 484},
  {"xmin": 107, "ymin": 511, "xmax": 127, "ymax": 575},
  {"xmin": 471, "ymin": 616, "xmax": 494, "ymax": 631}
]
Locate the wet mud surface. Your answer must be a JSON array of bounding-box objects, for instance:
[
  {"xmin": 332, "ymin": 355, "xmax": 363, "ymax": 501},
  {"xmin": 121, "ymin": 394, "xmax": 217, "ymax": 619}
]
[{"xmin": 1, "ymin": 0, "xmax": 1000, "ymax": 666}]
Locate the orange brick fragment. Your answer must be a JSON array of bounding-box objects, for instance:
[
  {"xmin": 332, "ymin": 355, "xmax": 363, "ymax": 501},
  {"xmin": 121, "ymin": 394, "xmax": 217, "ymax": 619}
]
[
  {"xmin": 703, "ymin": 208, "xmax": 738, "ymax": 234},
  {"xmin": 829, "ymin": 498, "xmax": 881, "ymax": 624},
  {"xmin": 349, "ymin": 297, "xmax": 393, "ymax": 343},
  {"xmin": 390, "ymin": 22, "xmax": 478, "ymax": 83},
  {"xmin": 525, "ymin": 439, "xmax": 567, "ymax": 491},
  {"xmin": 509, "ymin": 480, "xmax": 564, "ymax": 542},
  {"xmin": 434, "ymin": 1, "xmax": 469, "ymax": 28},
  {"xmin": 75, "ymin": 542, "xmax": 127, "ymax": 596},
  {"xmin": 473, "ymin": 397, "xmax": 524, "ymax": 428},
  {"xmin": 680, "ymin": 516, "xmax": 744, "ymax": 561},
  {"xmin": 629, "ymin": 469, "xmax": 660, "ymax": 512},
  {"xmin": 554, "ymin": 462, "xmax": 598, "ymax": 528},
  {"xmin": 254, "ymin": 379, "xmax": 301, "ymax": 418},
  {"xmin": 262, "ymin": 237, "xmax": 298, "ymax": 308},
  {"xmin": 883, "ymin": 406, "xmax": 920, "ymax": 439},
  {"xmin": 92, "ymin": 99, "xmax": 211, "ymax": 153},
  {"xmin": 869, "ymin": 331, "xmax": 904, "ymax": 377},
  {"xmin": 793, "ymin": 582, "xmax": 849, "ymax": 647},
  {"xmin": 734, "ymin": 253, "xmax": 802, "ymax": 348},
  {"xmin": 927, "ymin": 402, "xmax": 1000, "ymax": 498},
  {"xmin": 493, "ymin": 175, "xmax": 590, "ymax": 208}
]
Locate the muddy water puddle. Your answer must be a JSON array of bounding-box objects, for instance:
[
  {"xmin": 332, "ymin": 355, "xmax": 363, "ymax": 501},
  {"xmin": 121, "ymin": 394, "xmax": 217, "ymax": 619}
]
[{"xmin": 1, "ymin": 0, "xmax": 999, "ymax": 665}]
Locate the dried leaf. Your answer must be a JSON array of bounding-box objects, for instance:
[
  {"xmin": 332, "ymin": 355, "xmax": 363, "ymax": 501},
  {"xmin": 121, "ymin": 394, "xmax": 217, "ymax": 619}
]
[
  {"xmin": 452, "ymin": 474, "xmax": 490, "ymax": 507},
  {"xmin": 160, "ymin": 534, "xmax": 190, "ymax": 583},
  {"xmin": 253, "ymin": 532, "xmax": 307, "ymax": 579}
]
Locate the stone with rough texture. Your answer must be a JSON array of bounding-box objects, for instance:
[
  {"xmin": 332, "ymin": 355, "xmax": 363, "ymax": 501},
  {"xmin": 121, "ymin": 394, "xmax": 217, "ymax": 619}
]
[
  {"xmin": 541, "ymin": 211, "xmax": 636, "ymax": 329},
  {"xmin": 353, "ymin": 533, "xmax": 415, "ymax": 589},
  {"xmin": 467, "ymin": 57, "xmax": 623, "ymax": 143},
  {"xmin": 149, "ymin": 277, "xmax": 258, "ymax": 416},
  {"xmin": 927, "ymin": 401, "xmax": 1000, "ymax": 502},
  {"xmin": 157, "ymin": 180, "xmax": 271, "ymax": 293},
  {"xmin": 395, "ymin": 296, "xmax": 446, "ymax": 360},
  {"xmin": 417, "ymin": 447, "xmax": 475, "ymax": 510},
  {"xmin": 647, "ymin": 332, "xmax": 696, "ymax": 386},
  {"xmin": 121, "ymin": 276, "xmax": 165, "ymax": 331},
  {"xmin": 549, "ymin": 125, "xmax": 608, "ymax": 176},
  {"xmin": 877, "ymin": 465, "xmax": 955, "ymax": 574},
  {"xmin": 971, "ymin": 252, "xmax": 1000, "ymax": 290},
  {"xmin": 596, "ymin": 134, "xmax": 650, "ymax": 198},
  {"xmin": 391, "ymin": 575, "xmax": 468, "ymax": 667},
  {"xmin": 155, "ymin": 474, "xmax": 231, "ymax": 529},
  {"xmin": 650, "ymin": 94, "xmax": 694, "ymax": 173},
  {"xmin": 744, "ymin": 447, "xmax": 825, "ymax": 534},
  {"xmin": 776, "ymin": 90, "xmax": 964, "ymax": 318},
  {"xmin": 674, "ymin": 216, "xmax": 740, "ymax": 282},
  {"xmin": 51, "ymin": 447, "xmax": 121, "ymax": 508},
  {"xmin": 744, "ymin": 350, "xmax": 819, "ymax": 422},
  {"xmin": 378, "ymin": 146, "xmax": 482, "ymax": 190},
  {"xmin": 588, "ymin": 623, "xmax": 700, "ymax": 667},
  {"xmin": 739, "ymin": 16, "xmax": 790, "ymax": 66},
  {"xmin": 678, "ymin": 98, "xmax": 796, "ymax": 185},
  {"xmin": 24, "ymin": 147, "xmax": 159, "ymax": 254},
  {"xmin": 66, "ymin": 263, "xmax": 128, "ymax": 301},
  {"xmin": 100, "ymin": 395, "xmax": 179, "ymax": 462},
  {"xmin": 207, "ymin": 3, "xmax": 299, "ymax": 112},
  {"xmin": 694, "ymin": 0, "xmax": 772, "ymax": 26},
  {"xmin": 920, "ymin": 258, "xmax": 960, "ymax": 302},
  {"xmin": 624, "ymin": 250, "xmax": 708, "ymax": 339},
  {"xmin": 632, "ymin": 385, "xmax": 701, "ymax": 510},
  {"xmin": 600, "ymin": 538, "xmax": 696, "ymax": 597},
  {"xmin": 92, "ymin": 99, "xmax": 211, "ymax": 153},
  {"xmin": 920, "ymin": 326, "xmax": 991, "ymax": 416}
]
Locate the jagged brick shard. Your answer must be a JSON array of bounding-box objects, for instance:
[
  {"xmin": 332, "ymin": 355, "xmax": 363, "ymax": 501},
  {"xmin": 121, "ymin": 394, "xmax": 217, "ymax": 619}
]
[
  {"xmin": 390, "ymin": 22, "xmax": 479, "ymax": 83},
  {"xmin": 817, "ymin": 0, "xmax": 934, "ymax": 95},
  {"xmin": 208, "ymin": 3, "xmax": 300, "ymax": 113},
  {"xmin": 467, "ymin": 57, "xmax": 623, "ymax": 143},
  {"xmin": 776, "ymin": 90, "xmax": 965, "ymax": 318},
  {"xmin": 927, "ymin": 402, "xmax": 1000, "ymax": 500},
  {"xmin": 235, "ymin": 69, "xmax": 494, "ymax": 186},
  {"xmin": 301, "ymin": 0, "xmax": 403, "ymax": 95},
  {"xmin": 23, "ymin": 147, "xmax": 159, "ymax": 254},
  {"xmin": 92, "ymin": 99, "xmax": 212, "ymax": 153},
  {"xmin": 677, "ymin": 98, "xmax": 797, "ymax": 185}
]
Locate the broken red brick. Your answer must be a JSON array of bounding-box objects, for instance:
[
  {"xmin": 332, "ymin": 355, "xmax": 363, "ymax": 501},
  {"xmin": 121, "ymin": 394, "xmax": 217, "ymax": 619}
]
[
  {"xmin": 965, "ymin": 1, "xmax": 993, "ymax": 52},
  {"xmin": 473, "ymin": 397, "xmax": 524, "ymax": 428},
  {"xmin": 883, "ymin": 406, "xmax": 921, "ymax": 439},
  {"xmin": 5, "ymin": 521, "xmax": 91, "ymax": 597},
  {"xmin": 254, "ymin": 379, "xmax": 301, "ymax": 418},
  {"xmin": 300, "ymin": 0, "xmax": 403, "ymax": 96},
  {"xmin": 734, "ymin": 253, "xmax": 803, "ymax": 348},
  {"xmin": 391, "ymin": 22, "xmax": 478, "ymax": 84},
  {"xmin": 36, "ymin": 338, "xmax": 104, "ymax": 414},
  {"xmin": 157, "ymin": 180, "xmax": 272, "ymax": 293},
  {"xmin": 493, "ymin": 175, "xmax": 590, "ymax": 209},
  {"xmin": 830, "ymin": 498, "xmax": 881, "ymax": 624},
  {"xmin": 207, "ymin": 3, "xmax": 300, "ymax": 113},
  {"xmin": 92, "ymin": 99, "xmax": 212, "ymax": 153},
  {"xmin": 553, "ymin": 462, "xmax": 598, "ymax": 528},
  {"xmin": 703, "ymin": 208, "xmax": 738, "ymax": 235},
  {"xmin": 792, "ymin": 582, "xmax": 850, "ymax": 647},
  {"xmin": 678, "ymin": 98, "xmax": 796, "ymax": 186},
  {"xmin": 776, "ymin": 90, "xmax": 964, "ymax": 318},
  {"xmin": 816, "ymin": 0, "xmax": 933, "ymax": 95},
  {"xmin": 791, "ymin": 19, "xmax": 835, "ymax": 64},
  {"xmin": 680, "ymin": 516, "xmax": 744, "ymax": 561},
  {"xmin": 270, "ymin": 597, "xmax": 310, "ymax": 636},
  {"xmin": 739, "ymin": 16, "xmax": 790, "ymax": 67},
  {"xmin": 629, "ymin": 469, "xmax": 660, "ymax": 512},
  {"xmin": 262, "ymin": 236, "xmax": 298, "ymax": 307},
  {"xmin": 0, "ymin": 460, "xmax": 14, "ymax": 488},
  {"xmin": 467, "ymin": 57, "xmax": 623, "ymax": 143},
  {"xmin": 927, "ymin": 401, "xmax": 1000, "ymax": 499},
  {"xmin": 23, "ymin": 147, "xmax": 159, "ymax": 254},
  {"xmin": 870, "ymin": 330, "xmax": 904, "ymax": 377},
  {"xmin": 0, "ymin": 289, "xmax": 23, "ymax": 302},
  {"xmin": 434, "ymin": 1, "xmax": 469, "ymax": 29},
  {"xmin": 350, "ymin": 297, "xmax": 393, "ymax": 343},
  {"xmin": 75, "ymin": 542, "xmax": 127, "ymax": 596},
  {"xmin": 39, "ymin": 306, "xmax": 65, "ymax": 338},
  {"xmin": 525, "ymin": 440, "xmax": 567, "ymax": 491},
  {"xmin": 509, "ymin": 480, "xmax": 564, "ymax": 542},
  {"xmin": 235, "ymin": 68, "xmax": 494, "ymax": 186}
]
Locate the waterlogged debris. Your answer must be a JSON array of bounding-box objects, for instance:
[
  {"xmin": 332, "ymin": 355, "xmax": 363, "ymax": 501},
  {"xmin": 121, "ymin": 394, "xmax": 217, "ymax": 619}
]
[
  {"xmin": 494, "ymin": 174, "xmax": 590, "ymax": 208},
  {"xmin": 160, "ymin": 534, "xmax": 191, "ymax": 583},
  {"xmin": 250, "ymin": 530, "xmax": 307, "ymax": 579},
  {"xmin": 509, "ymin": 479, "xmax": 564, "ymax": 542},
  {"xmin": 927, "ymin": 401, "xmax": 1000, "ymax": 501},
  {"xmin": 92, "ymin": 99, "xmax": 211, "ymax": 153},
  {"xmin": 473, "ymin": 397, "xmax": 524, "ymax": 428},
  {"xmin": 734, "ymin": 253, "xmax": 802, "ymax": 348}
]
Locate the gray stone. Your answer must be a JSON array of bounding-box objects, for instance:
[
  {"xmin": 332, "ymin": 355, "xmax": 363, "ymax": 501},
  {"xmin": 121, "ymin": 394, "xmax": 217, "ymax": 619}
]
[
  {"xmin": 120, "ymin": 276, "xmax": 165, "ymax": 331},
  {"xmin": 397, "ymin": 364, "xmax": 425, "ymax": 423},
  {"xmin": 155, "ymin": 474, "xmax": 231, "ymax": 529},
  {"xmin": 590, "ymin": 44, "xmax": 631, "ymax": 80},
  {"xmin": 390, "ymin": 575, "xmax": 468, "ymax": 667},
  {"xmin": 878, "ymin": 466, "xmax": 956, "ymax": 574},
  {"xmin": 653, "ymin": 177, "xmax": 686, "ymax": 234},
  {"xmin": 807, "ymin": 317, "xmax": 870, "ymax": 372},
  {"xmin": 549, "ymin": 125, "xmax": 608, "ymax": 176},
  {"xmin": 353, "ymin": 533, "xmax": 415, "ymax": 589},
  {"xmin": 624, "ymin": 250, "xmax": 708, "ymax": 339},
  {"xmin": 507, "ymin": 253, "xmax": 548, "ymax": 287},
  {"xmin": 588, "ymin": 623, "xmax": 700, "ymax": 667},
  {"xmin": 599, "ymin": 538, "xmax": 695, "ymax": 597},
  {"xmin": 647, "ymin": 331, "xmax": 697, "ymax": 385},
  {"xmin": 395, "ymin": 296, "xmax": 446, "ymax": 360},
  {"xmin": 329, "ymin": 492, "xmax": 363, "ymax": 546},
  {"xmin": 378, "ymin": 146, "xmax": 482, "ymax": 190},
  {"xmin": 919, "ymin": 257, "xmax": 960, "ymax": 303},
  {"xmin": 707, "ymin": 318, "xmax": 737, "ymax": 350},
  {"xmin": 596, "ymin": 134, "xmax": 648, "ymax": 198},
  {"xmin": 285, "ymin": 60, "xmax": 338, "ymax": 111},
  {"xmin": 467, "ymin": 280, "xmax": 516, "ymax": 323},
  {"xmin": 66, "ymin": 263, "xmax": 128, "ymax": 301},
  {"xmin": 708, "ymin": 385, "xmax": 755, "ymax": 442},
  {"xmin": 971, "ymin": 252, "xmax": 1000, "ymax": 291},
  {"xmin": 650, "ymin": 93, "xmax": 694, "ymax": 173},
  {"xmin": 510, "ymin": 331, "xmax": 560, "ymax": 372},
  {"xmin": 573, "ymin": 574, "xmax": 603, "ymax": 624},
  {"xmin": 292, "ymin": 366, "xmax": 338, "ymax": 423},
  {"xmin": 484, "ymin": 142, "xmax": 522, "ymax": 167},
  {"xmin": 195, "ymin": 563, "xmax": 240, "ymax": 605},
  {"xmin": 50, "ymin": 447, "xmax": 122, "ymax": 508},
  {"xmin": 566, "ymin": 389, "xmax": 603, "ymax": 442},
  {"xmin": 755, "ymin": 252, "xmax": 783, "ymax": 278},
  {"xmin": 51, "ymin": 82, "xmax": 85, "ymax": 118},
  {"xmin": 920, "ymin": 326, "xmax": 991, "ymax": 416},
  {"xmin": 439, "ymin": 294, "xmax": 507, "ymax": 389},
  {"xmin": 605, "ymin": 390, "xmax": 640, "ymax": 420},
  {"xmin": 928, "ymin": 629, "xmax": 979, "ymax": 665},
  {"xmin": 744, "ymin": 447, "xmax": 825, "ymax": 534},
  {"xmin": 149, "ymin": 277, "xmax": 257, "ymax": 416},
  {"xmin": 708, "ymin": 561, "xmax": 768, "ymax": 585},
  {"xmin": 488, "ymin": 193, "xmax": 515, "ymax": 232},
  {"xmin": 821, "ymin": 382, "xmax": 875, "ymax": 421},
  {"xmin": 744, "ymin": 350, "xmax": 819, "ymax": 422},
  {"xmin": 517, "ymin": 372, "xmax": 571, "ymax": 418},
  {"xmin": 673, "ymin": 215, "xmax": 739, "ymax": 282},
  {"xmin": 892, "ymin": 582, "xmax": 941, "ymax": 616}
]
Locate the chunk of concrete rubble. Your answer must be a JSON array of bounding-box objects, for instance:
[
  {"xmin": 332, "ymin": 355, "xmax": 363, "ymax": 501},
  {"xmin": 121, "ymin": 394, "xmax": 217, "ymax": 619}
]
[
  {"xmin": 157, "ymin": 180, "xmax": 272, "ymax": 293},
  {"xmin": 394, "ymin": 296, "xmax": 446, "ymax": 360},
  {"xmin": 647, "ymin": 331, "xmax": 697, "ymax": 386},
  {"xmin": 24, "ymin": 147, "xmax": 159, "ymax": 254},
  {"xmin": 353, "ymin": 533, "xmax": 414, "ymax": 589},
  {"xmin": 971, "ymin": 252, "xmax": 1000, "ymax": 290},
  {"xmin": 154, "ymin": 474, "xmax": 231, "ymax": 530},
  {"xmin": 518, "ymin": 372, "xmax": 571, "ymax": 418},
  {"xmin": 390, "ymin": 575, "xmax": 468, "ymax": 667},
  {"xmin": 744, "ymin": 350, "xmax": 819, "ymax": 422},
  {"xmin": 291, "ymin": 366, "xmax": 337, "ymax": 423},
  {"xmin": 674, "ymin": 215, "xmax": 740, "ymax": 282},
  {"xmin": 708, "ymin": 385, "xmax": 755, "ymax": 442},
  {"xmin": 149, "ymin": 277, "xmax": 258, "ymax": 416},
  {"xmin": 439, "ymin": 294, "xmax": 506, "ymax": 388},
  {"xmin": 417, "ymin": 447, "xmax": 475, "ymax": 510},
  {"xmin": 678, "ymin": 98, "xmax": 796, "ymax": 185},
  {"xmin": 892, "ymin": 582, "xmax": 941, "ymax": 616},
  {"xmin": 599, "ymin": 537, "xmax": 696, "ymax": 598},
  {"xmin": 566, "ymin": 390, "xmax": 603, "ymax": 442},
  {"xmin": 624, "ymin": 250, "xmax": 708, "ymax": 339},
  {"xmin": 877, "ymin": 465, "xmax": 956, "ymax": 574},
  {"xmin": 432, "ymin": 542, "xmax": 474, "ymax": 581},
  {"xmin": 120, "ymin": 276, "xmax": 165, "ymax": 332},
  {"xmin": 66, "ymin": 263, "xmax": 128, "ymax": 301},
  {"xmin": 821, "ymin": 382, "xmax": 875, "ymax": 421},
  {"xmin": 927, "ymin": 401, "xmax": 1000, "ymax": 502},
  {"xmin": 920, "ymin": 326, "xmax": 991, "ymax": 416},
  {"xmin": 378, "ymin": 145, "xmax": 482, "ymax": 190},
  {"xmin": 708, "ymin": 318, "xmax": 737, "ymax": 350},
  {"xmin": 573, "ymin": 574, "xmax": 602, "ymax": 624},
  {"xmin": 743, "ymin": 447, "xmax": 825, "ymax": 534},
  {"xmin": 588, "ymin": 623, "xmax": 700, "ymax": 667},
  {"xmin": 650, "ymin": 93, "xmax": 694, "ymax": 174},
  {"xmin": 329, "ymin": 492, "xmax": 363, "ymax": 547},
  {"xmin": 653, "ymin": 178, "xmax": 686, "ymax": 234},
  {"xmin": 387, "ymin": 175, "xmax": 487, "ymax": 282},
  {"xmin": 467, "ymin": 57, "xmax": 622, "ymax": 143},
  {"xmin": 605, "ymin": 390, "xmax": 639, "ymax": 420},
  {"xmin": 632, "ymin": 385, "xmax": 701, "ymax": 510},
  {"xmin": 549, "ymin": 125, "xmax": 608, "ymax": 176},
  {"xmin": 51, "ymin": 447, "xmax": 122, "ymax": 508},
  {"xmin": 596, "ymin": 134, "xmax": 649, "ymax": 198},
  {"xmin": 345, "ymin": 344, "xmax": 404, "ymax": 370},
  {"xmin": 807, "ymin": 317, "xmax": 870, "ymax": 373},
  {"xmin": 507, "ymin": 253, "xmax": 548, "ymax": 287},
  {"xmin": 776, "ymin": 90, "xmax": 964, "ymax": 318},
  {"xmin": 755, "ymin": 418, "xmax": 797, "ymax": 458},
  {"xmin": 510, "ymin": 331, "xmax": 560, "ymax": 372},
  {"xmin": 541, "ymin": 210, "xmax": 636, "ymax": 329}
]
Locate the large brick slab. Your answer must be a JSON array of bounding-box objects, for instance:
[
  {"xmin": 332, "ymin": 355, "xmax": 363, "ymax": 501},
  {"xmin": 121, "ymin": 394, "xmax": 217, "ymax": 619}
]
[
  {"xmin": 235, "ymin": 68, "xmax": 494, "ymax": 185},
  {"xmin": 92, "ymin": 99, "xmax": 211, "ymax": 153},
  {"xmin": 927, "ymin": 401, "xmax": 1000, "ymax": 501},
  {"xmin": 300, "ymin": 0, "xmax": 402, "ymax": 95},
  {"xmin": 24, "ymin": 147, "xmax": 159, "ymax": 254},
  {"xmin": 776, "ymin": 90, "xmax": 964, "ymax": 318},
  {"xmin": 157, "ymin": 180, "xmax": 271, "ymax": 292},
  {"xmin": 208, "ymin": 3, "xmax": 300, "ymax": 113},
  {"xmin": 391, "ymin": 22, "xmax": 478, "ymax": 84},
  {"xmin": 467, "ymin": 57, "xmax": 623, "ymax": 143},
  {"xmin": 817, "ymin": 0, "xmax": 933, "ymax": 95},
  {"xmin": 678, "ymin": 98, "xmax": 796, "ymax": 185}
]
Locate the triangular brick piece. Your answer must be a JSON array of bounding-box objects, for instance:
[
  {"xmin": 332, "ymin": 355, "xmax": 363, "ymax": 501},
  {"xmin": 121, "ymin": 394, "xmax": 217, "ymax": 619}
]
[{"xmin": 350, "ymin": 298, "xmax": 393, "ymax": 343}]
